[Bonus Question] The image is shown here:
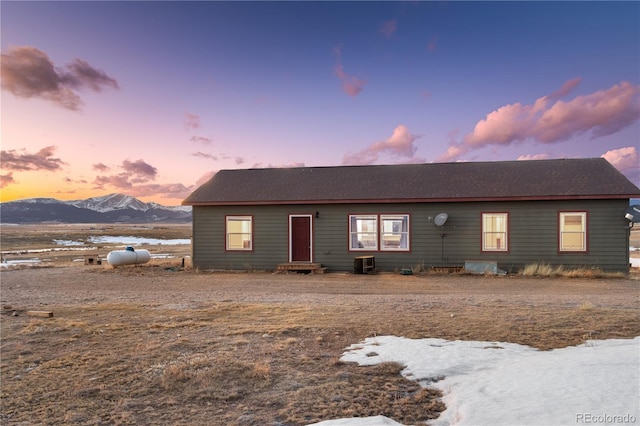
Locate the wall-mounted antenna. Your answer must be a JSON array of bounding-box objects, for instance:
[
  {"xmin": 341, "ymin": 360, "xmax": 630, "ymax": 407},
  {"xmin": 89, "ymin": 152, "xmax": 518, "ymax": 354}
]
[
  {"xmin": 625, "ymin": 205, "xmax": 640, "ymax": 228},
  {"xmin": 433, "ymin": 213, "xmax": 448, "ymax": 260}
]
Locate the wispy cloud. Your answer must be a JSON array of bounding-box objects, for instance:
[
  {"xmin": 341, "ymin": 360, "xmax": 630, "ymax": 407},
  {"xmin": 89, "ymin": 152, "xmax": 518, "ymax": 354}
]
[
  {"xmin": 342, "ymin": 125, "xmax": 423, "ymax": 165},
  {"xmin": 92, "ymin": 163, "xmax": 110, "ymax": 172},
  {"xmin": 184, "ymin": 112, "xmax": 200, "ymax": 131},
  {"xmin": 0, "ymin": 173, "xmax": 16, "ymax": 189},
  {"xmin": 379, "ymin": 19, "xmax": 397, "ymax": 38},
  {"xmin": 1, "ymin": 46, "xmax": 119, "ymax": 111},
  {"xmin": 94, "ymin": 174, "xmax": 133, "ymax": 190},
  {"xmin": 0, "ymin": 146, "xmax": 67, "ymax": 171},
  {"xmin": 333, "ymin": 45, "xmax": 366, "ymax": 97},
  {"xmin": 94, "ymin": 159, "xmax": 157, "ymax": 189},
  {"xmin": 122, "ymin": 159, "xmax": 157, "ymax": 182},
  {"xmin": 195, "ymin": 171, "xmax": 217, "ymax": 187},
  {"xmin": 191, "ymin": 151, "xmax": 242, "ymax": 163},
  {"xmin": 92, "ymin": 158, "xmax": 192, "ymax": 200},
  {"xmin": 547, "ymin": 76, "xmax": 582, "ymax": 101},
  {"xmin": 517, "ymin": 153, "xmax": 550, "ymax": 161},
  {"xmin": 192, "ymin": 151, "xmax": 218, "ymax": 160},
  {"xmin": 189, "ymin": 136, "xmax": 212, "ymax": 144},
  {"xmin": 124, "ymin": 182, "xmax": 194, "ymax": 200},
  {"xmin": 250, "ymin": 161, "xmax": 306, "ymax": 169},
  {"xmin": 438, "ymin": 79, "xmax": 640, "ymax": 162}
]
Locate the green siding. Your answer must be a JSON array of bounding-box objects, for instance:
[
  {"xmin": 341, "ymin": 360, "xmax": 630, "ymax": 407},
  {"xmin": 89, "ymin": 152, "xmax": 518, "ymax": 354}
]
[{"xmin": 192, "ymin": 199, "xmax": 631, "ymax": 273}]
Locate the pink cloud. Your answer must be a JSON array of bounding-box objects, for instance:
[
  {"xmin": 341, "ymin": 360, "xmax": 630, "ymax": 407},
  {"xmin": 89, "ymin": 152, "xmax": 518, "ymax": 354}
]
[
  {"xmin": 343, "ymin": 125, "xmax": 423, "ymax": 165},
  {"xmin": 92, "ymin": 162, "xmax": 110, "ymax": 172},
  {"xmin": 333, "ymin": 46, "xmax": 367, "ymax": 97},
  {"xmin": 380, "ymin": 20, "xmax": 397, "ymax": 38},
  {"xmin": 601, "ymin": 146, "xmax": 638, "ymax": 172},
  {"xmin": 0, "ymin": 146, "xmax": 67, "ymax": 171},
  {"xmin": 517, "ymin": 153, "xmax": 550, "ymax": 161},
  {"xmin": 92, "ymin": 161, "xmax": 193, "ymax": 201},
  {"xmin": 195, "ymin": 170, "xmax": 217, "ymax": 187},
  {"xmin": 547, "ymin": 76, "xmax": 582, "ymax": 100},
  {"xmin": 1, "ymin": 46, "xmax": 118, "ymax": 111},
  {"xmin": 189, "ymin": 135, "xmax": 212, "ymax": 144},
  {"xmin": 535, "ymin": 81, "xmax": 639, "ymax": 142},
  {"xmin": 439, "ymin": 79, "xmax": 640, "ymax": 162},
  {"xmin": 184, "ymin": 112, "xmax": 200, "ymax": 131},
  {"xmin": 93, "ymin": 159, "xmax": 158, "ymax": 190},
  {"xmin": 1, "ymin": 173, "xmax": 15, "ymax": 188},
  {"xmin": 250, "ymin": 161, "xmax": 306, "ymax": 169},
  {"xmin": 192, "ymin": 152, "xmax": 218, "ymax": 160},
  {"xmin": 94, "ymin": 174, "xmax": 132, "ymax": 189},
  {"xmin": 438, "ymin": 144, "xmax": 469, "ymax": 163},
  {"xmin": 122, "ymin": 159, "xmax": 157, "ymax": 180},
  {"xmin": 126, "ymin": 182, "xmax": 194, "ymax": 200}
]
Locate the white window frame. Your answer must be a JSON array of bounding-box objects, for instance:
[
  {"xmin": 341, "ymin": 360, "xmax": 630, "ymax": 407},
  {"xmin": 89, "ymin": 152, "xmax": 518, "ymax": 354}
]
[
  {"xmin": 380, "ymin": 214, "xmax": 410, "ymax": 251},
  {"xmin": 559, "ymin": 212, "xmax": 587, "ymax": 252},
  {"xmin": 349, "ymin": 215, "xmax": 378, "ymax": 251},
  {"xmin": 482, "ymin": 212, "xmax": 508, "ymax": 252},
  {"xmin": 349, "ymin": 214, "xmax": 410, "ymax": 251},
  {"xmin": 226, "ymin": 215, "xmax": 253, "ymax": 251}
]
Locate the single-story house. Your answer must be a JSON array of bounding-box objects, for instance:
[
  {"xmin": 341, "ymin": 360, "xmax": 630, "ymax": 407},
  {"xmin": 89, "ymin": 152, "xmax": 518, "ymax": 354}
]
[{"xmin": 182, "ymin": 158, "xmax": 640, "ymax": 273}]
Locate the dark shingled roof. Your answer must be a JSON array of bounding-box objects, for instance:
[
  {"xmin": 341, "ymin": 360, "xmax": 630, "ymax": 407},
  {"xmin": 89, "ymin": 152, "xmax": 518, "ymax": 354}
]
[{"xmin": 183, "ymin": 158, "xmax": 640, "ymax": 206}]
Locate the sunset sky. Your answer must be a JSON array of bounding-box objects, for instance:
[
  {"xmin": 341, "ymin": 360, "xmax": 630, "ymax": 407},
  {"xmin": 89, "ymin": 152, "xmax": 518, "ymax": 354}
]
[{"xmin": 2, "ymin": 1, "xmax": 639, "ymax": 206}]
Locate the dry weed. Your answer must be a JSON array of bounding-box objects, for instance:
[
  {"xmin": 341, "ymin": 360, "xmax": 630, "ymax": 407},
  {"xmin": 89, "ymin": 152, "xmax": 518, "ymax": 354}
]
[
  {"xmin": 521, "ymin": 262, "xmax": 625, "ymax": 278},
  {"xmin": 579, "ymin": 300, "xmax": 595, "ymax": 310}
]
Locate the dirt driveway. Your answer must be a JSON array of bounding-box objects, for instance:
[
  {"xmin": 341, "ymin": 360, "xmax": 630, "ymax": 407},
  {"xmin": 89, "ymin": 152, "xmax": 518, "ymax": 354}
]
[{"xmin": 1, "ymin": 265, "xmax": 639, "ymax": 425}]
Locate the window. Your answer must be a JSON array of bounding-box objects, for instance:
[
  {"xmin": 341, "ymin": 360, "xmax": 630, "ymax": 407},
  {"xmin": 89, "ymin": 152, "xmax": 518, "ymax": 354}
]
[
  {"xmin": 226, "ymin": 216, "xmax": 252, "ymax": 250},
  {"xmin": 349, "ymin": 215, "xmax": 377, "ymax": 250},
  {"xmin": 559, "ymin": 212, "xmax": 586, "ymax": 252},
  {"xmin": 380, "ymin": 215, "xmax": 410, "ymax": 251},
  {"xmin": 482, "ymin": 213, "xmax": 508, "ymax": 251},
  {"xmin": 349, "ymin": 214, "xmax": 410, "ymax": 251}
]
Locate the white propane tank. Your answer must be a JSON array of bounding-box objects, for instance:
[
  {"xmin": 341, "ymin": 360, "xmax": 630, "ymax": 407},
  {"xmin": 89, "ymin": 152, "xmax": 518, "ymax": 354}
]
[{"xmin": 107, "ymin": 246, "xmax": 151, "ymax": 267}]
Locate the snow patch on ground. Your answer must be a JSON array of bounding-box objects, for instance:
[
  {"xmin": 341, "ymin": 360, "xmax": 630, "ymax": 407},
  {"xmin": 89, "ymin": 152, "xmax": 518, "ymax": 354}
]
[
  {"xmin": 317, "ymin": 336, "xmax": 640, "ymax": 426},
  {"xmin": 87, "ymin": 236, "xmax": 190, "ymax": 245}
]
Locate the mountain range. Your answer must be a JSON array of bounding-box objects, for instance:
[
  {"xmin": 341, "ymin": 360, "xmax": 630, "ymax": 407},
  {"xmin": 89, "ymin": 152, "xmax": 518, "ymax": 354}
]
[{"xmin": 0, "ymin": 193, "xmax": 192, "ymax": 224}]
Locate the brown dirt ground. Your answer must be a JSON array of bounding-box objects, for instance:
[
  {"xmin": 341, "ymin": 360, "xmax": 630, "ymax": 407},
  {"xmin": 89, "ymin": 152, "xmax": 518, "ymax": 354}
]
[{"xmin": 1, "ymin": 225, "xmax": 639, "ymax": 425}]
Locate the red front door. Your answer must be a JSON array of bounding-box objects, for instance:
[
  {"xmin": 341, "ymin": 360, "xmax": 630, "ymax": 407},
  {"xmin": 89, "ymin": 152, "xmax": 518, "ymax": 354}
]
[{"xmin": 291, "ymin": 216, "xmax": 311, "ymax": 262}]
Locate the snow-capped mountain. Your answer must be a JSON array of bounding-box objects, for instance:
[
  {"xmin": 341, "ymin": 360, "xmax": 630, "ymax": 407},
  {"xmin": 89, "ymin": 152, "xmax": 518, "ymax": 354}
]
[
  {"xmin": 0, "ymin": 194, "xmax": 191, "ymax": 224},
  {"xmin": 68, "ymin": 193, "xmax": 152, "ymax": 212}
]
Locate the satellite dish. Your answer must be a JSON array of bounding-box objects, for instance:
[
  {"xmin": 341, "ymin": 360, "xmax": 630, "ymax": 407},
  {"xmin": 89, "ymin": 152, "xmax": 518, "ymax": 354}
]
[
  {"xmin": 434, "ymin": 213, "xmax": 448, "ymax": 227},
  {"xmin": 625, "ymin": 205, "xmax": 640, "ymax": 223}
]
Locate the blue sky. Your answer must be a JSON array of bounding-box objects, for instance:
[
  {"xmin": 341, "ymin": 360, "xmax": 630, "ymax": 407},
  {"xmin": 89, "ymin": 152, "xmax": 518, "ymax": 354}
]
[{"xmin": 2, "ymin": 1, "xmax": 639, "ymax": 205}]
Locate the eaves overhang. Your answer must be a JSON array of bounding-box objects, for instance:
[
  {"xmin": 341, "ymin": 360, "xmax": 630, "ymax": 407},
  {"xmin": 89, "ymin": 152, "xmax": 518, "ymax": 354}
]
[{"xmin": 182, "ymin": 193, "xmax": 639, "ymax": 207}]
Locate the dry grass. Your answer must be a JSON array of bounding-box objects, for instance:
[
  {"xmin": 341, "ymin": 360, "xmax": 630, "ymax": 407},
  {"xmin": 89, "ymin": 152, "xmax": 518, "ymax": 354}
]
[
  {"xmin": 2, "ymin": 284, "xmax": 638, "ymax": 425},
  {"xmin": 521, "ymin": 262, "xmax": 626, "ymax": 278},
  {"xmin": 0, "ymin": 302, "xmax": 450, "ymax": 425}
]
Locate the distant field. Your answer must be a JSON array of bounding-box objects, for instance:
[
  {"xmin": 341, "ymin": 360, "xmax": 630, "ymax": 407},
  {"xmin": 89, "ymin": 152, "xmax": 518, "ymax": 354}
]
[{"xmin": 0, "ymin": 223, "xmax": 192, "ymax": 267}]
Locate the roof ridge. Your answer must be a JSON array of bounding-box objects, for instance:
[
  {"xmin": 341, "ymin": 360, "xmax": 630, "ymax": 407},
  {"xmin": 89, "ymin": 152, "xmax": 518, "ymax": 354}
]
[{"xmin": 220, "ymin": 157, "xmax": 606, "ymax": 173}]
